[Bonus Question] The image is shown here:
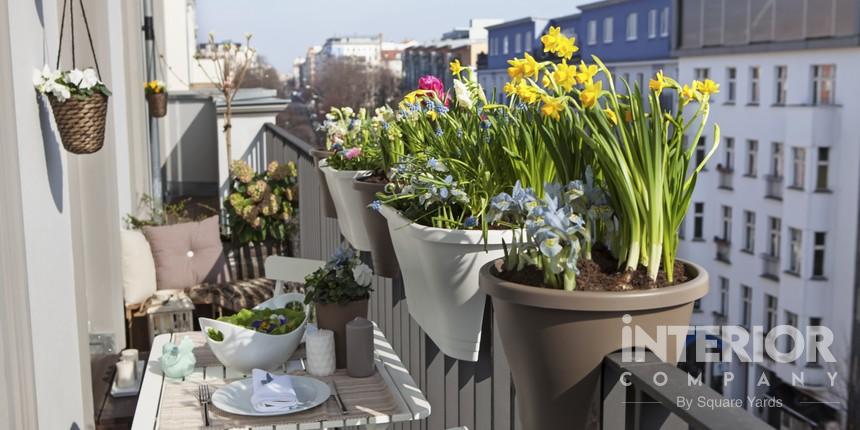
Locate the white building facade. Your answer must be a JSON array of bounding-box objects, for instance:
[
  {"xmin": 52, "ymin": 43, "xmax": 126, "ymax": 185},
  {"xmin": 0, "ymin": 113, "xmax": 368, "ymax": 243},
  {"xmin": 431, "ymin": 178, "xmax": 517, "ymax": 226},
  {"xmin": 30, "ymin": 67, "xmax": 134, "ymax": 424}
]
[{"xmin": 675, "ymin": 1, "xmax": 860, "ymax": 427}]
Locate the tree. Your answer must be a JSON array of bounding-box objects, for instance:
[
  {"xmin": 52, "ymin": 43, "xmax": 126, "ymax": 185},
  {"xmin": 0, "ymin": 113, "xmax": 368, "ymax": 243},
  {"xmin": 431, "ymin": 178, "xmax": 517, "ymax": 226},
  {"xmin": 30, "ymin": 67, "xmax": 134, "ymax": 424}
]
[
  {"xmin": 313, "ymin": 57, "xmax": 402, "ymax": 112},
  {"xmin": 241, "ymin": 55, "xmax": 285, "ymax": 95}
]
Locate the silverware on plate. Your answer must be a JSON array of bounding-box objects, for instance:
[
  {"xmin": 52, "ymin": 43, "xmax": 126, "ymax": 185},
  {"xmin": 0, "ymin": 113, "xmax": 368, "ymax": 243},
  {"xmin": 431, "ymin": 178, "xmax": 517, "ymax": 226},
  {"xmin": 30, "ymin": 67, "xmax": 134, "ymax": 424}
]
[
  {"xmin": 198, "ymin": 384, "xmax": 212, "ymax": 426},
  {"xmin": 328, "ymin": 380, "xmax": 348, "ymax": 415}
]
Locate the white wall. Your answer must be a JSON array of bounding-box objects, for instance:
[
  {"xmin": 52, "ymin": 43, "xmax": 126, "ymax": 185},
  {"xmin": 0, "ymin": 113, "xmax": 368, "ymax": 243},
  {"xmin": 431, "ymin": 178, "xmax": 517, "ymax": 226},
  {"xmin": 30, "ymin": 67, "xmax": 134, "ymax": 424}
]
[{"xmin": 162, "ymin": 94, "xmax": 219, "ymax": 197}]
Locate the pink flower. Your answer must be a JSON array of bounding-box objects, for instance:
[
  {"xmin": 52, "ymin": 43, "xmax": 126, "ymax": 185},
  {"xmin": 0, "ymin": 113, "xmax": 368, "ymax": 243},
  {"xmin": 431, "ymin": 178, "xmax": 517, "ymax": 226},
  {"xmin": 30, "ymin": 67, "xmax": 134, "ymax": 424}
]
[
  {"xmin": 345, "ymin": 147, "xmax": 362, "ymax": 160},
  {"xmin": 418, "ymin": 75, "xmax": 446, "ymax": 103}
]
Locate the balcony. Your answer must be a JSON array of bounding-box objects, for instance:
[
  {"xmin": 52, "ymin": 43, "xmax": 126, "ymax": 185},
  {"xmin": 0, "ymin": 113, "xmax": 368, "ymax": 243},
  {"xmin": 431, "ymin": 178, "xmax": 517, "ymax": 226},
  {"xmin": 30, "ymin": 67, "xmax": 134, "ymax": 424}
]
[
  {"xmin": 761, "ymin": 253, "xmax": 781, "ymax": 280},
  {"xmin": 764, "ymin": 174, "xmax": 784, "ymax": 200},
  {"xmin": 714, "ymin": 237, "xmax": 731, "ymax": 263},
  {"xmin": 716, "ymin": 164, "xmax": 734, "ymax": 190},
  {"xmin": 260, "ymin": 122, "xmax": 774, "ymax": 430}
]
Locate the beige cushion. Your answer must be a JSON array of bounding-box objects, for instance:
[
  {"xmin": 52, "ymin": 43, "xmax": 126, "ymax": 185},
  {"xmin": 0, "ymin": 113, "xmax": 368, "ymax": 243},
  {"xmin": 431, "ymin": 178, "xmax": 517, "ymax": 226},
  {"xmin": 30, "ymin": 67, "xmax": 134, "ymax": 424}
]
[
  {"xmin": 142, "ymin": 216, "xmax": 231, "ymax": 290},
  {"xmin": 120, "ymin": 230, "xmax": 158, "ymax": 305}
]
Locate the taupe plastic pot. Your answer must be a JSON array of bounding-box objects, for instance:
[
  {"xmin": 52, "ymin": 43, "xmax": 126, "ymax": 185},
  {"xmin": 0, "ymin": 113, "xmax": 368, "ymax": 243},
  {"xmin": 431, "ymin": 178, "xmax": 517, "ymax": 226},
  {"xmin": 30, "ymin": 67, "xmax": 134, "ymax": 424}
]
[
  {"xmin": 351, "ymin": 178, "xmax": 399, "ymax": 278},
  {"xmin": 479, "ymin": 259, "xmax": 708, "ymax": 429},
  {"xmin": 310, "ymin": 149, "xmax": 337, "ymax": 219},
  {"xmin": 315, "ymin": 299, "xmax": 368, "ymax": 368}
]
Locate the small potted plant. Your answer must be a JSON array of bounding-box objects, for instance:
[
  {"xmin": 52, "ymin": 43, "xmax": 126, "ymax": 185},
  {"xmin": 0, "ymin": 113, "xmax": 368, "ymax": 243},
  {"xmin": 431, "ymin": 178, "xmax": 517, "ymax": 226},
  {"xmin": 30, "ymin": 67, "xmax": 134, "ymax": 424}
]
[
  {"xmin": 33, "ymin": 65, "xmax": 111, "ymax": 154},
  {"xmin": 144, "ymin": 80, "xmax": 167, "ymax": 118},
  {"xmin": 477, "ymin": 28, "xmax": 718, "ymax": 428},
  {"xmin": 303, "ymin": 243, "xmax": 374, "ymax": 368}
]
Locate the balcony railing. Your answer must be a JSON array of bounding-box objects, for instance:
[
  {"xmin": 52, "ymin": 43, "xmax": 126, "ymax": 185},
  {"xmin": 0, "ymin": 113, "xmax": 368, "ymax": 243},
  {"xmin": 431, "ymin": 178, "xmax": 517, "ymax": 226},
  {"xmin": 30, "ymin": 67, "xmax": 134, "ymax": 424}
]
[
  {"xmin": 717, "ymin": 164, "xmax": 734, "ymax": 190},
  {"xmin": 714, "ymin": 237, "xmax": 731, "ymax": 263},
  {"xmin": 258, "ymin": 121, "xmax": 774, "ymax": 429},
  {"xmin": 761, "ymin": 253, "xmax": 781, "ymax": 280},
  {"xmin": 765, "ymin": 174, "xmax": 784, "ymax": 200}
]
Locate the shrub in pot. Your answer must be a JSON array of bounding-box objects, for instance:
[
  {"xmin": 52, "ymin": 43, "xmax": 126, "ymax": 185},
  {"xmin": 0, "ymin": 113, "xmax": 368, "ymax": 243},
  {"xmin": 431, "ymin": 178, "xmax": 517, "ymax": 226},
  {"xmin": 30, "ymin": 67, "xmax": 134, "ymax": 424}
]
[
  {"xmin": 224, "ymin": 159, "xmax": 298, "ymax": 245},
  {"xmin": 34, "ymin": 65, "xmax": 111, "ymax": 154},
  {"xmin": 304, "ymin": 242, "xmax": 373, "ymax": 368},
  {"xmin": 477, "ymin": 29, "xmax": 720, "ymax": 429},
  {"xmin": 145, "ymin": 80, "xmax": 168, "ymax": 118}
]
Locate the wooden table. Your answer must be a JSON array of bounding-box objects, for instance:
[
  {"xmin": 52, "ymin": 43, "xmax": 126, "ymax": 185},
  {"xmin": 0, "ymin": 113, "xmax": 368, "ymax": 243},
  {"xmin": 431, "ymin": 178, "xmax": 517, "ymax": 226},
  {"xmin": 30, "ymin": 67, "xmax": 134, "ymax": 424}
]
[{"xmin": 131, "ymin": 324, "xmax": 430, "ymax": 429}]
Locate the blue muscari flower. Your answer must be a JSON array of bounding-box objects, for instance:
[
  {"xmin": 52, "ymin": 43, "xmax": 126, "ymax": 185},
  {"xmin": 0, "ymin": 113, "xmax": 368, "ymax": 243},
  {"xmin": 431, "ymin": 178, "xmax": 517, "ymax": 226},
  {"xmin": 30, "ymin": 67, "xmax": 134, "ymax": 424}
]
[
  {"xmin": 436, "ymin": 104, "xmax": 449, "ymax": 114},
  {"xmin": 369, "ymin": 200, "xmax": 382, "ymax": 212},
  {"xmin": 464, "ymin": 216, "xmax": 478, "ymax": 228},
  {"xmin": 331, "ymin": 142, "xmax": 343, "ymax": 151},
  {"xmin": 425, "ymin": 100, "xmax": 436, "ymax": 111},
  {"xmin": 516, "ymin": 102, "xmax": 527, "ymax": 111},
  {"xmin": 435, "ymin": 127, "xmax": 443, "ymax": 137},
  {"xmin": 427, "ymin": 158, "xmax": 447, "ymax": 172}
]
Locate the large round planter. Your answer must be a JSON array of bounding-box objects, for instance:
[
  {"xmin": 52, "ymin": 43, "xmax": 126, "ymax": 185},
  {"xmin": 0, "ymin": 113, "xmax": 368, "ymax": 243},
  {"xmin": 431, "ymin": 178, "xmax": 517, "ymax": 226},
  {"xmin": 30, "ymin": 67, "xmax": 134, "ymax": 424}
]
[
  {"xmin": 315, "ymin": 299, "xmax": 369, "ymax": 369},
  {"xmin": 351, "ymin": 178, "xmax": 399, "ymax": 278},
  {"xmin": 379, "ymin": 205, "xmax": 512, "ymax": 362},
  {"xmin": 319, "ymin": 162, "xmax": 373, "ymax": 251},
  {"xmin": 479, "ymin": 259, "xmax": 709, "ymax": 429},
  {"xmin": 310, "ymin": 149, "xmax": 338, "ymax": 219}
]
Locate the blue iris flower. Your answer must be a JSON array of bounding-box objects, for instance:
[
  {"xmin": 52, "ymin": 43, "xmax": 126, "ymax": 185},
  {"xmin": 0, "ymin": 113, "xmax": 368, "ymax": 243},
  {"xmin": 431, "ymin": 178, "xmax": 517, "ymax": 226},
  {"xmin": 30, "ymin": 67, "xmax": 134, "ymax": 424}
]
[
  {"xmin": 369, "ymin": 200, "xmax": 382, "ymax": 212},
  {"xmin": 464, "ymin": 216, "xmax": 478, "ymax": 228}
]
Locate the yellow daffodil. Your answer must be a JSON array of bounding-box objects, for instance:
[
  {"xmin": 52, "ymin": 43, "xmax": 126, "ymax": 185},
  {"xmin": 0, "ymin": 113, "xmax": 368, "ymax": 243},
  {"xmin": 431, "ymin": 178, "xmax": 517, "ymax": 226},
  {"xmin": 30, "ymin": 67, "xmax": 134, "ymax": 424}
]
[
  {"xmin": 575, "ymin": 62, "xmax": 599, "ymax": 85},
  {"xmin": 507, "ymin": 52, "xmax": 541, "ymax": 81},
  {"xmin": 541, "ymin": 95, "xmax": 565, "ymax": 121},
  {"xmin": 450, "ymin": 59, "xmax": 464, "ymax": 76},
  {"xmin": 680, "ymin": 84, "xmax": 699, "ymax": 105},
  {"xmin": 541, "ymin": 26, "xmax": 562, "ymax": 53},
  {"xmin": 516, "ymin": 80, "xmax": 541, "ymax": 105},
  {"xmin": 580, "ymin": 80, "xmax": 602, "ymax": 109},
  {"xmin": 555, "ymin": 35, "xmax": 579, "ymax": 60},
  {"xmin": 540, "ymin": 26, "xmax": 579, "ymax": 60},
  {"xmin": 603, "ymin": 107, "xmax": 618, "ymax": 125},
  {"xmin": 552, "ymin": 61, "xmax": 577, "ymax": 92},
  {"xmin": 649, "ymin": 70, "xmax": 666, "ymax": 95},
  {"xmin": 403, "ymin": 89, "xmax": 431, "ymax": 105},
  {"xmin": 427, "ymin": 110, "xmax": 438, "ymax": 121},
  {"xmin": 503, "ymin": 81, "xmax": 517, "ymax": 96},
  {"xmin": 695, "ymin": 79, "xmax": 720, "ymax": 96}
]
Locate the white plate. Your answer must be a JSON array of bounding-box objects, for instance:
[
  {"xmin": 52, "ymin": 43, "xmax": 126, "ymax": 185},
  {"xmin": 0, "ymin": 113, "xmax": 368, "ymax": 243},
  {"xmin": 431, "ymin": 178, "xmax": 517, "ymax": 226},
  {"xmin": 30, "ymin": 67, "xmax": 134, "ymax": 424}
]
[{"xmin": 211, "ymin": 375, "xmax": 331, "ymax": 417}]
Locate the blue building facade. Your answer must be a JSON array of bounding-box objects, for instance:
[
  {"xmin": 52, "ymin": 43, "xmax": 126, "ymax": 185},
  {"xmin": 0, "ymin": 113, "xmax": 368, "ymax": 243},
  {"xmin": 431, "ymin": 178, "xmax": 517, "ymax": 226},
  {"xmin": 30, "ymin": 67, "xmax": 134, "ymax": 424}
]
[{"xmin": 478, "ymin": 17, "xmax": 547, "ymax": 102}]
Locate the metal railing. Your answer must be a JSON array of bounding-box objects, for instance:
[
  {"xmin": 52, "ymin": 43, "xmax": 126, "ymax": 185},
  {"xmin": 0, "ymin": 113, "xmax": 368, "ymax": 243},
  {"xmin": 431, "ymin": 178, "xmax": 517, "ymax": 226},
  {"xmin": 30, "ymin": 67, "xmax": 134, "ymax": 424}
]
[
  {"xmin": 258, "ymin": 121, "xmax": 774, "ymax": 430},
  {"xmin": 765, "ymin": 174, "xmax": 784, "ymax": 200}
]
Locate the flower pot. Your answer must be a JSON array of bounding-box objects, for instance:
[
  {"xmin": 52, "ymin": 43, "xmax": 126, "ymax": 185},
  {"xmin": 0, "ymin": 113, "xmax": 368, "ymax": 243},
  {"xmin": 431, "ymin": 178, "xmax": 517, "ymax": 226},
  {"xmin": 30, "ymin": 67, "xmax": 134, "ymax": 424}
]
[
  {"xmin": 310, "ymin": 149, "xmax": 338, "ymax": 219},
  {"xmin": 48, "ymin": 92, "xmax": 108, "ymax": 154},
  {"xmin": 379, "ymin": 205, "xmax": 511, "ymax": 362},
  {"xmin": 351, "ymin": 178, "xmax": 399, "ymax": 278},
  {"xmin": 146, "ymin": 92, "xmax": 168, "ymax": 118},
  {"xmin": 315, "ymin": 299, "xmax": 368, "ymax": 368},
  {"xmin": 319, "ymin": 162, "xmax": 373, "ymax": 251},
  {"xmin": 478, "ymin": 259, "xmax": 709, "ymax": 429}
]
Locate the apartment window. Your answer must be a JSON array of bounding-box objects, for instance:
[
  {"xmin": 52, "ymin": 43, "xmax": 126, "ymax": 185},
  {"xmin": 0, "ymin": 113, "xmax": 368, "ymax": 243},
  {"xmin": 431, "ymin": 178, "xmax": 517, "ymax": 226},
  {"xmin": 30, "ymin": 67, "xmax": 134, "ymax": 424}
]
[
  {"xmin": 741, "ymin": 286, "xmax": 752, "ymax": 329},
  {"xmin": 746, "ymin": 140, "xmax": 758, "ymax": 177},
  {"xmin": 626, "ymin": 13, "xmax": 638, "ymax": 40},
  {"xmin": 587, "ymin": 20, "xmax": 597, "ymax": 45},
  {"xmin": 491, "ymin": 38, "xmax": 498, "ymax": 55},
  {"xmin": 775, "ymin": 66, "xmax": 788, "ymax": 105},
  {"xmin": 743, "ymin": 210, "xmax": 755, "ymax": 253},
  {"xmin": 525, "ymin": 31, "xmax": 532, "ymax": 52},
  {"xmin": 724, "ymin": 137, "xmax": 734, "ymax": 170},
  {"xmin": 693, "ymin": 202, "xmax": 704, "ymax": 240},
  {"xmin": 721, "ymin": 205, "xmax": 732, "ymax": 242},
  {"xmin": 749, "ymin": 66, "xmax": 760, "ymax": 104},
  {"xmin": 604, "ymin": 17, "xmax": 614, "ymax": 43},
  {"xmin": 765, "ymin": 295, "xmax": 778, "ymax": 334},
  {"xmin": 648, "ymin": 9, "xmax": 657, "ymax": 38},
  {"xmin": 726, "ymin": 67, "xmax": 737, "ymax": 103},
  {"xmin": 812, "ymin": 232, "xmax": 826, "ymax": 278},
  {"xmin": 816, "ymin": 147, "xmax": 830, "ymax": 191},
  {"xmin": 784, "ymin": 311, "xmax": 798, "ymax": 361},
  {"xmin": 771, "ymin": 142, "xmax": 783, "ymax": 178},
  {"xmin": 791, "ymin": 147, "xmax": 806, "ymax": 189},
  {"xmin": 767, "ymin": 217, "xmax": 781, "ymax": 258},
  {"xmin": 718, "ymin": 277, "xmax": 729, "ymax": 316},
  {"xmin": 695, "ymin": 137, "xmax": 706, "ymax": 167},
  {"xmin": 788, "ymin": 228, "xmax": 802, "ymax": 274},
  {"xmin": 514, "ymin": 33, "xmax": 522, "ymax": 53},
  {"xmin": 808, "ymin": 317, "xmax": 823, "ymax": 365},
  {"xmin": 660, "ymin": 7, "xmax": 669, "ymax": 36},
  {"xmin": 694, "ymin": 67, "xmax": 710, "ymax": 80},
  {"xmin": 503, "ymin": 36, "xmax": 509, "ymax": 55},
  {"xmin": 812, "ymin": 65, "xmax": 835, "ymax": 105}
]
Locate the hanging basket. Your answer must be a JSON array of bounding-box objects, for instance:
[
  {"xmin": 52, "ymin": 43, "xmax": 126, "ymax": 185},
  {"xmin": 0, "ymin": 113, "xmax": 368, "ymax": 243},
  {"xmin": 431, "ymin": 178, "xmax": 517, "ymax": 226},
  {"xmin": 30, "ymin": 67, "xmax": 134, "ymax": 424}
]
[
  {"xmin": 146, "ymin": 92, "xmax": 168, "ymax": 118},
  {"xmin": 48, "ymin": 93, "xmax": 109, "ymax": 155}
]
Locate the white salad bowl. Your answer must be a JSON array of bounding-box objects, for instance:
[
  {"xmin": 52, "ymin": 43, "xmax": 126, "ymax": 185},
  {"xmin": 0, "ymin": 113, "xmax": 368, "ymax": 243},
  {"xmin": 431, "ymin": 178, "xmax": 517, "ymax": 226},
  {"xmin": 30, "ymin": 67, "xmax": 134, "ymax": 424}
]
[{"xmin": 199, "ymin": 292, "xmax": 308, "ymax": 374}]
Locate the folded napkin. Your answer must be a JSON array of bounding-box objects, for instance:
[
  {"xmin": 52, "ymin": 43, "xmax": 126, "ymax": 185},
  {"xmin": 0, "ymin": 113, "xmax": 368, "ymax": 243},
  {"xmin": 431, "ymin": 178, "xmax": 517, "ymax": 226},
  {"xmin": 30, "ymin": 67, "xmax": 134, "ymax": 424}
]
[{"xmin": 250, "ymin": 369, "xmax": 299, "ymax": 412}]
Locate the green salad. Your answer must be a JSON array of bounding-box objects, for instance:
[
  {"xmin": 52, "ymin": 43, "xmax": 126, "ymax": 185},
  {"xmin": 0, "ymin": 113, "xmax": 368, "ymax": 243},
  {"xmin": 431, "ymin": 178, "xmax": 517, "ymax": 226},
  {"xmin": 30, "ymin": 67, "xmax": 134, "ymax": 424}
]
[{"xmin": 207, "ymin": 302, "xmax": 305, "ymax": 341}]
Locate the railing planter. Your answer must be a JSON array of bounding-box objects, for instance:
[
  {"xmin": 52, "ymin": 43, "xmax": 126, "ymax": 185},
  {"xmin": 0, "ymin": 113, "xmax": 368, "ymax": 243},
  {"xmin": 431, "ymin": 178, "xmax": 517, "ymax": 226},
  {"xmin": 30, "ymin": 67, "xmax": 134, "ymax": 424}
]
[
  {"xmin": 351, "ymin": 177, "xmax": 399, "ymax": 278},
  {"xmin": 380, "ymin": 205, "xmax": 511, "ymax": 362},
  {"xmin": 309, "ymin": 149, "xmax": 338, "ymax": 219},
  {"xmin": 319, "ymin": 161, "xmax": 373, "ymax": 251},
  {"xmin": 478, "ymin": 259, "xmax": 709, "ymax": 429}
]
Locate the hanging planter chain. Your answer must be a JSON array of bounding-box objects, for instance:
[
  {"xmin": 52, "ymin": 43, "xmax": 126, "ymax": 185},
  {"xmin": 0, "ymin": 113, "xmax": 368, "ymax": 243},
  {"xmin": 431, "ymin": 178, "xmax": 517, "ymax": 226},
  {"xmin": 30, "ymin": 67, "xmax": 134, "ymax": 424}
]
[{"xmin": 50, "ymin": 0, "xmax": 109, "ymax": 155}]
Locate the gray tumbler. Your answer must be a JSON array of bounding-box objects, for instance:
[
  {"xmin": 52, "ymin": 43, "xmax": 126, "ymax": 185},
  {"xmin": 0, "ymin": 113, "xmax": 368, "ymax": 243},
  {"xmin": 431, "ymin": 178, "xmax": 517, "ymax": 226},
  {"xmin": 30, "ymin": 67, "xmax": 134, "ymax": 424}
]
[{"xmin": 346, "ymin": 317, "xmax": 375, "ymax": 377}]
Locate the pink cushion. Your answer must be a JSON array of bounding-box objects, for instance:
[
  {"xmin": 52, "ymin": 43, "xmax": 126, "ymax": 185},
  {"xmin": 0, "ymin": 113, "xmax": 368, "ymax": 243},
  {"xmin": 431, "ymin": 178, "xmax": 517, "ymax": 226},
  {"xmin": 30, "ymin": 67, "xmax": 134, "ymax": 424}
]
[{"xmin": 142, "ymin": 216, "xmax": 231, "ymax": 290}]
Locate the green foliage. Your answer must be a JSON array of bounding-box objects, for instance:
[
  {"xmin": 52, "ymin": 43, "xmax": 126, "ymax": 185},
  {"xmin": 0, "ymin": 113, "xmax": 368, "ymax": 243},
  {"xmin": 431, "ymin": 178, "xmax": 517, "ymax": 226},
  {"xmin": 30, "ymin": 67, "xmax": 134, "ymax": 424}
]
[
  {"xmin": 206, "ymin": 303, "xmax": 306, "ymax": 340},
  {"xmin": 225, "ymin": 159, "xmax": 299, "ymax": 245},
  {"xmin": 124, "ymin": 194, "xmax": 215, "ymax": 230},
  {"xmin": 303, "ymin": 243, "xmax": 374, "ymax": 305}
]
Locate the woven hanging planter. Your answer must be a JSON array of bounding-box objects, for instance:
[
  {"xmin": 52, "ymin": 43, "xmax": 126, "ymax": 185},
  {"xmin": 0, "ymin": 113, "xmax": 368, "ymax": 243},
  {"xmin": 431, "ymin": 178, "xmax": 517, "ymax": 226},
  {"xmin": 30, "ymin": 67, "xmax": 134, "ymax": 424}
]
[
  {"xmin": 48, "ymin": 92, "xmax": 109, "ymax": 155},
  {"xmin": 146, "ymin": 92, "xmax": 168, "ymax": 118}
]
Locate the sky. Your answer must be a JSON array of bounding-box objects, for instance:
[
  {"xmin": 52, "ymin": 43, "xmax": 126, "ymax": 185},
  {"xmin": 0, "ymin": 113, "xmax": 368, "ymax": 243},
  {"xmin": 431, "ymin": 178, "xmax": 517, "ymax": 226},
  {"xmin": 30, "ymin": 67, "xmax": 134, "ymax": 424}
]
[{"xmin": 196, "ymin": 0, "xmax": 591, "ymax": 74}]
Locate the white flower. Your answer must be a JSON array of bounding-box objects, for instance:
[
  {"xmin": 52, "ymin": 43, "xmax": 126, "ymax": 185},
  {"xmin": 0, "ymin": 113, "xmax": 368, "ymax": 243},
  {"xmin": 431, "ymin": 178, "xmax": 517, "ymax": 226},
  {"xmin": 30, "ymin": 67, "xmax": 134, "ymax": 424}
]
[
  {"xmin": 69, "ymin": 68, "xmax": 100, "ymax": 90},
  {"xmin": 453, "ymin": 80, "xmax": 473, "ymax": 109},
  {"xmin": 49, "ymin": 82, "xmax": 71, "ymax": 102},
  {"xmin": 351, "ymin": 263, "xmax": 373, "ymax": 287},
  {"xmin": 67, "ymin": 68, "xmax": 84, "ymax": 87}
]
